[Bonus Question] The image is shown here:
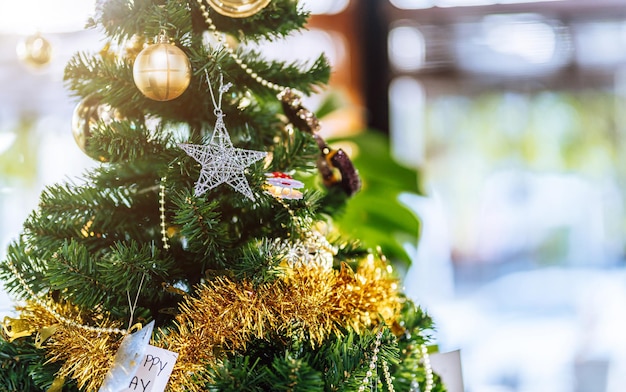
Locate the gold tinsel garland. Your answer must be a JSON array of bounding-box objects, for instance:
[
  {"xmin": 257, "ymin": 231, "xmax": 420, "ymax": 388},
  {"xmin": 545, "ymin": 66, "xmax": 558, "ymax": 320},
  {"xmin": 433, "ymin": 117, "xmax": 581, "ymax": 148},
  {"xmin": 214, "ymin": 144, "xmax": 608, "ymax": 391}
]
[
  {"xmin": 5, "ymin": 253, "xmax": 401, "ymax": 391},
  {"xmin": 158, "ymin": 253, "xmax": 402, "ymax": 392}
]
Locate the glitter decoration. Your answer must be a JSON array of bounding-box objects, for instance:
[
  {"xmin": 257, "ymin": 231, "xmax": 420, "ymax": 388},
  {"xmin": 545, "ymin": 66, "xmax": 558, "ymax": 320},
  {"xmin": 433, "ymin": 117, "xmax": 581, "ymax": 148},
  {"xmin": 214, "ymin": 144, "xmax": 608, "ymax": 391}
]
[
  {"xmin": 278, "ymin": 88, "xmax": 321, "ymax": 134},
  {"xmin": 270, "ymin": 230, "xmax": 336, "ymax": 270},
  {"xmin": 180, "ymin": 73, "xmax": 266, "ymax": 201}
]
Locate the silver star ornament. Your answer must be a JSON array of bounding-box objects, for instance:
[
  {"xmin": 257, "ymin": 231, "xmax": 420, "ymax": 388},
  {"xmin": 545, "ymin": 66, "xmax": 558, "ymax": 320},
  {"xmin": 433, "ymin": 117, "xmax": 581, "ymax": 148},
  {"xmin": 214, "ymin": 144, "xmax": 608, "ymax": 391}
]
[{"xmin": 179, "ymin": 114, "xmax": 266, "ymax": 201}]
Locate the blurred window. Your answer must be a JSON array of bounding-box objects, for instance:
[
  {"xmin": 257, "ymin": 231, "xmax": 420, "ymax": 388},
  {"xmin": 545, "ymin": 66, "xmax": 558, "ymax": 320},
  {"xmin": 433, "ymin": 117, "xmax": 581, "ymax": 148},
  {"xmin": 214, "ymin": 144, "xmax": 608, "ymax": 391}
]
[
  {"xmin": 390, "ymin": 0, "xmax": 566, "ymax": 9},
  {"xmin": 388, "ymin": 24, "xmax": 425, "ymax": 72},
  {"xmin": 301, "ymin": 0, "xmax": 350, "ymax": 15}
]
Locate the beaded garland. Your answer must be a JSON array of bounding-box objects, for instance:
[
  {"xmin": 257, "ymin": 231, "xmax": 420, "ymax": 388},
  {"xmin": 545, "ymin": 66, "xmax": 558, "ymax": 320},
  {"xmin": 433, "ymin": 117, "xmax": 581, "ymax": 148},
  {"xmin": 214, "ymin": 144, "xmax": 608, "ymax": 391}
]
[
  {"xmin": 356, "ymin": 329, "xmax": 433, "ymax": 392},
  {"xmin": 196, "ymin": 0, "xmax": 289, "ymax": 94},
  {"xmin": 160, "ymin": 176, "xmax": 171, "ymax": 250},
  {"xmin": 5, "ymin": 257, "xmax": 127, "ymax": 336}
]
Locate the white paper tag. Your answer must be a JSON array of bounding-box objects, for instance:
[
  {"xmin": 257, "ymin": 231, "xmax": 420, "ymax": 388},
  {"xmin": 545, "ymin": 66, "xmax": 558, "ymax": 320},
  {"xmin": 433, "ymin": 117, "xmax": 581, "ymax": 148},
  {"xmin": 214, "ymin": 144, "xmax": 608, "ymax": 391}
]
[
  {"xmin": 429, "ymin": 349, "xmax": 464, "ymax": 392},
  {"xmin": 99, "ymin": 321, "xmax": 155, "ymax": 392},
  {"xmin": 120, "ymin": 345, "xmax": 178, "ymax": 392}
]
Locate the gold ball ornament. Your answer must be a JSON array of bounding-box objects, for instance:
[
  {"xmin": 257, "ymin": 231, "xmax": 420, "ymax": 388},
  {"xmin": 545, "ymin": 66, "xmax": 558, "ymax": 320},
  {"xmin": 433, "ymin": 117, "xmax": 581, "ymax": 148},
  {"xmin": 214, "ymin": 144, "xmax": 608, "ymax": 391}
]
[
  {"xmin": 16, "ymin": 33, "xmax": 52, "ymax": 68},
  {"xmin": 207, "ymin": 0, "xmax": 271, "ymax": 18},
  {"xmin": 71, "ymin": 95, "xmax": 124, "ymax": 161},
  {"xmin": 132, "ymin": 36, "xmax": 191, "ymax": 101}
]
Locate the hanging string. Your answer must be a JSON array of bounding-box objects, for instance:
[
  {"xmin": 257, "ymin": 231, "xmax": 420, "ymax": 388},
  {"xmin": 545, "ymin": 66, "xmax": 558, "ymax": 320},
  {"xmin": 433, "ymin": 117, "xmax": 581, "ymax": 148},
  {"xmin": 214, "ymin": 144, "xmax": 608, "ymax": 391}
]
[
  {"xmin": 126, "ymin": 273, "xmax": 146, "ymax": 331},
  {"xmin": 205, "ymin": 69, "xmax": 232, "ymax": 118}
]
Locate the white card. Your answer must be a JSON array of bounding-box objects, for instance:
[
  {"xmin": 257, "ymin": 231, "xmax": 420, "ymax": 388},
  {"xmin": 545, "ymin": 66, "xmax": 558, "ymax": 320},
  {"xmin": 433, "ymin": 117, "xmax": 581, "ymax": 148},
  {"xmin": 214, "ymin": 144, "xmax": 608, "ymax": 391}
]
[
  {"xmin": 120, "ymin": 345, "xmax": 178, "ymax": 392},
  {"xmin": 429, "ymin": 349, "xmax": 464, "ymax": 392}
]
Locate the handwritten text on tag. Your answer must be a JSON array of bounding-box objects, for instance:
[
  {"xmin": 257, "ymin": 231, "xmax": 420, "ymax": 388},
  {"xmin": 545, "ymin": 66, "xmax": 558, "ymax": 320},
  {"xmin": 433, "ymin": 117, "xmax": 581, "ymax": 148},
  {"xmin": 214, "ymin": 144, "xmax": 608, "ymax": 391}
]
[{"xmin": 121, "ymin": 345, "xmax": 178, "ymax": 392}]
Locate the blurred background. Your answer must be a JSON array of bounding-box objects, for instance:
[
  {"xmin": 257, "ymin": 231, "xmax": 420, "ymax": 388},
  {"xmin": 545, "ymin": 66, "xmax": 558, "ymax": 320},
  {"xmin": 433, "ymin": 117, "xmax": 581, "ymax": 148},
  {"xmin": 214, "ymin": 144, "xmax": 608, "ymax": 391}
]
[{"xmin": 2, "ymin": 1, "xmax": 626, "ymax": 391}]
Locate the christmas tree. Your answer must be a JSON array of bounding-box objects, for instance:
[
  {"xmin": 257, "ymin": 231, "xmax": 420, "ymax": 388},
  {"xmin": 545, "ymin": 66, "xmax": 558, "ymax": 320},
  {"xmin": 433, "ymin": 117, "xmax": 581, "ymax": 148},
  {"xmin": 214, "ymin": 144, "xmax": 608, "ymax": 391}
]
[{"xmin": 0, "ymin": 1, "xmax": 445, "ymax": 391}]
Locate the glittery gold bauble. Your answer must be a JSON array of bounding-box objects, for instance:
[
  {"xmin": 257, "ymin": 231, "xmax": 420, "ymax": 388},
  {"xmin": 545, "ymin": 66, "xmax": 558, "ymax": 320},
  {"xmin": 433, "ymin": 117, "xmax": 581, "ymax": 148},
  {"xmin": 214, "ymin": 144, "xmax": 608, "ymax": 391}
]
[
  {"xmin": 71, "ymin": 95, "xmax": 123, "ymax": 161},
  {"xmin": 16, "ymin": 32, "xmax": 52, "ymax": 68},
  {"xmin": 132, "ymin": 37, "xmax": 191, "ymax": 101},
  {"xmin": 208, "ymin": 0, "xmax": 271, "ymax": 18}
]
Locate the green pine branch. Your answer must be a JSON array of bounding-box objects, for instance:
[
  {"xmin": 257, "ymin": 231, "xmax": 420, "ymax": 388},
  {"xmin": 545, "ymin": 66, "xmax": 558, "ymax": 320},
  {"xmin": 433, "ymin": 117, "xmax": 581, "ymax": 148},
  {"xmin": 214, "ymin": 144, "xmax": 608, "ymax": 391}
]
[
  {"xmin": 64, "ymin": 53, "xmax": 138, "ymax": 113},
  {"xmin": 265, "ymin": 126, "xmax": 319, "ymax": 173},
  {"xmin": 85, "ymin": 120, "xmax": 175, "ymax": 164},
  {"xmin": 23, "ymin": 182, "xmax": 154, "ymax": 251},
  {"xmin": 204, "ymin": 356, "xmax": 267, "ymax": 392},
  {"xmin": 0, "ymin": 336, "xmax": 78, "ymax": 392},
  {"xmin": 265, "ymin": 353, "xmax": 325, "ymax": 391},
  {"xmin": 45, "ymin": 240, "xmax": 113, "ymax": 311},
  {"xmin": 92, "ymin": 0, "xmax": 195, "ymax": 44},
  {"xmin": 0, "ymin": 241, "xmax": 47, "ymax": 299},
  {"xmin": 308, "ymin": 327, "xmax": 400, "ymax": 391},
  {"xmin": 229, "ymin": 239, "xmax": 285, "ymax": 284},
  {"xmin": 96, "ymin": 241, "xmax": 178, "ymax": 315},
  {"xmin": 170, "ymin": 188, "xmax": 233, "ymax": 267}
]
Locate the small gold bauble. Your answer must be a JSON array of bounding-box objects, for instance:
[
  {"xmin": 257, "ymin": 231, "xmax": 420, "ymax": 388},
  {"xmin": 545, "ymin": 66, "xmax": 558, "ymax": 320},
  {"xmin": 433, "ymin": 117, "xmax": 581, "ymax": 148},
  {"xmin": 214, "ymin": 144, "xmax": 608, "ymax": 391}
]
[
  {"xmin": 166, "ymin": 226, "xmax": 180, "ymax": 238},
  {"xmin": 71, "ymin": 95, "xmax": 123, "ymax": 161},
  {"xmin": 207, "ymin": 0, "xmax": 271, "ymax": 18},
  {"xmin": 124, "ymin": 35, "xmax": 148, "ymax": 61},
  {"xmin": 16, "ymin": 33, "xmax": 52, "ymax": 68},
  {"xmin": 132, "ymin": 40, "xmax": 191, "ymax": 101}
]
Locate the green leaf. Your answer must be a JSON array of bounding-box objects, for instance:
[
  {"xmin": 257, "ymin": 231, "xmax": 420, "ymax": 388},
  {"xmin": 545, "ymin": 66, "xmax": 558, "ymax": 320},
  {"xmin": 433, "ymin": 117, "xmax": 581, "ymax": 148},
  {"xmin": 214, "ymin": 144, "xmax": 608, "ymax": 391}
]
[{"xmin": 329, "ymin": 131, "xmax": 422, "ymax": 266}]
